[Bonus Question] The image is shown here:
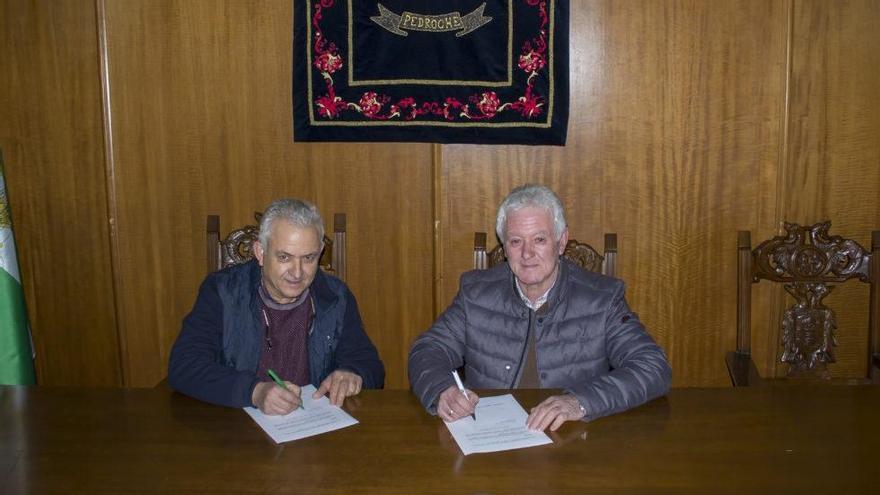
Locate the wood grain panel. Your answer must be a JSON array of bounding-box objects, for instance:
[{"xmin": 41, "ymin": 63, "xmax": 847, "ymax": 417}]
[
  {"xmin": 101, "ymin": 0, "xmax": 433, "ymax": 388},
  {"xmin": 440, "ymin": 0, "xmax": 789, "ymax": 386},
  {"xmin": 5, "ymin": 387, "xmax": 880, "ymax": 493},
  {"xmin": 6, "ymin": 0, "xmax": 879, "ymax": 391},
  {"xmin": 307, "ymin": 143, "xmax": 435, "ymax": 390},
  {"xmin": 0, "ymin": 0, "xmax": 120, "ymax": 385},
  {"xmin": 780, "ymin": 0, "xmax": 880, "ymax": 378}
]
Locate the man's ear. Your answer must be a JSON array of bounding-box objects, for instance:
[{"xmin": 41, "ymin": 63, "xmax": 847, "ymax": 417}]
[
  {"xmin": 557, "ymin": 227, "xmax": 569, "ymax": 256},
  {"xmin": 253, "ymin": 240, "xmax": 265, "ymax": 266}
]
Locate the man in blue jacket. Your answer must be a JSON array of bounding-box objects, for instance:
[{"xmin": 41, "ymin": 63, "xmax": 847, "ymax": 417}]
[
  {"xmin": 169, "ymin": 199, "xmax": 384, "ymax": 415},
  {"xmin": 409, "ymin": 185, "xmax": 671, "ymax": 431}
]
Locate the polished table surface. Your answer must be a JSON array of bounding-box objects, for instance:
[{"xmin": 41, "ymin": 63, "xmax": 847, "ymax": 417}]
[{"xmin": 2, "ymin": 385, "xmax": 878, "ymax": 494}]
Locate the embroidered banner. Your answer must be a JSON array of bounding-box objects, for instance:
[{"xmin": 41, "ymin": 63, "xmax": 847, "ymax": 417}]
[{"xmin": 293, "ymin": 0, "xmax": 569, "ymax": 145}]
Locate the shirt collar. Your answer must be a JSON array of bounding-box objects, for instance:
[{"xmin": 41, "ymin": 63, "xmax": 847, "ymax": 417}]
[
  {"xmin": 259, "ymin": 280, "xmax": 310, "ymax": 311},
  {"xmin": 514, "ymin": 271, "xmax": 557, "ymax": 311}
]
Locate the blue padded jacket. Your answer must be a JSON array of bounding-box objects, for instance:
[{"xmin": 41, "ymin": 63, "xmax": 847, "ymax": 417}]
[{"xmin": 169, "ymin": 260, "xmax": 384, "ymax": 407}]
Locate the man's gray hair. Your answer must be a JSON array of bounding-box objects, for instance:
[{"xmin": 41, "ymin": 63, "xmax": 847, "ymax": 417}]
[
  {"xmin": 258, "ymin": 198, "xmax": 325, "ymax": 248},
  {"xmin": 495, "ymin": 184, "xmax": 567, "ymax": 243}
]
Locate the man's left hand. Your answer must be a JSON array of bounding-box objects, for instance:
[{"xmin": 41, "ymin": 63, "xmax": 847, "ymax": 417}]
[
  {"xmin": 526, "ymin": 394, "xmax": 586, "ymax": 432},
  {"xmin": 313, "ymin": 370, "xmax": 363, "ymax": 406}
]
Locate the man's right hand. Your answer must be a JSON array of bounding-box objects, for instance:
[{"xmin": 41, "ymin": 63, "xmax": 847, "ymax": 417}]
[
  {"xmin": 251, "ymin": 381, "xmax": 302, "ymax": 415},
  {"xmin": 437, "ymin": 385, "xmax": 479, "ymax": 422}
]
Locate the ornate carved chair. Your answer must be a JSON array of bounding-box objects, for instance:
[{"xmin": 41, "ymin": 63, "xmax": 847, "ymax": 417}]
[
  {"xmin": 206, "ymin": 212, "xmax": 347, "ymax": 281},
  {"xmin": 473, "ymin": 232, "xmax": 618, "ymax": 278},
  {"xmin": 726, "ymin": 221, "xmax": 880, "ymax": 386}
]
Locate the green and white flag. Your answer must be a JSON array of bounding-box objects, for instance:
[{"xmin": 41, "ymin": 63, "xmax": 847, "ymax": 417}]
[{"xmin": 0, "ymin": 154, "xmax": 36, "ymax": 385}]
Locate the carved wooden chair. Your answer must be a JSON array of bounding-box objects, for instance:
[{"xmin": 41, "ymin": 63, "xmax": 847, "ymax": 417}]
[
  {"xmin": 727, "ymin": 221, "xmax": 880, "ymax": 386},
  {"xmin": 206, "ymin": 212, "xmax": 347, "ymax": 281},
  {"xmin": 473, "ymin": 232, "xmax": 618, "ymax": 278}
]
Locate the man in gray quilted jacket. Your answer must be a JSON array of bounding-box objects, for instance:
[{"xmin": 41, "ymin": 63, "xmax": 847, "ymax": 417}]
[{"xmin": 408, "ymin": 184, "xmax": 671, "ymax": 432}]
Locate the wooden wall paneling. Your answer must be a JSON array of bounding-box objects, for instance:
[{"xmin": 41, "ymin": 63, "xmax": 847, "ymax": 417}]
[
  {"xmin": 104, "ymin": 0, "xmax": 207, "ymax": 387},
  {"xmin": 103, "ymin": 1, "xmax": 433, "ymax": 388},
  {"xmin": 0, "ymin": 0, "xmax": 120, "ymax": 385},
  {"xmin": 307, "ymin": 144, "xmax": 435, "ymax": 390},
  {"xmin": 6, "ymin": 0, "xmax": 878, "ymax": 390},
  {"xmin": 780, "ymin": 0, "xmax": 880, "ymax": 378},
  {"xmin": 439, "ymin": 0, "xmax": 788, "ymax": 386},
  {"xmin": 103, "ymin": 0, "xmax": 310, "ymax": 386},
  {"xmin": 596, "ymin": 0, "xmax": 789, "ymax": 387}
]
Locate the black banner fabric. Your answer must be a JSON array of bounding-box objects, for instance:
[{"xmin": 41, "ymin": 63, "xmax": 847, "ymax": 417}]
[{"xmin": 293, "ymin": 0, "xmax": 569, "ymax": 145}]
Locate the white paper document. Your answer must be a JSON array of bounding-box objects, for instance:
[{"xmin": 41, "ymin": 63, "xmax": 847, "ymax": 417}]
[
  {"xmin": 444, "ymin": 394, "xmax": 553, "ymax": 455},
  {"xmin": 243, "ymin": 384, "xmax": 358, "ymax": 443}
]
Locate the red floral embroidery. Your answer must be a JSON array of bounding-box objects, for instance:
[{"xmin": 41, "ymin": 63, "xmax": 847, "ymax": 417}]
[
  {"xmin": 518, "ymin": 50, "xmax": 546, "ymax": 73},
  {"xmin": 444, "ymin": 97, "xmax": 465, "ymax": 120},
  {"xmin": 518, "ymin": 1, "xmax": 549, "ymax": 86},
  {"xmin": 357, "ymin": 92, "xmax": 386, "ymax": 117},
  {"xmin": 316, "ymin": 94, "xmax": 345, "ymax": 118},
  {"xmin": 314, "ymin": 52, "xmax": 342, "ymax": 74},
  {"xmin": 511, "ymin": 93, "xmax": 544, "ymax": 118},
  {"xmin": 391, "ymin": 97, "xmax": 418, "ymax": 120},
  {"xmin": 310, "ymin": 0, "xmax": 553, "ymax": 123},
  {"xmin": 476, "ymin": 91, "xmax": 501, "ymax": 117}
]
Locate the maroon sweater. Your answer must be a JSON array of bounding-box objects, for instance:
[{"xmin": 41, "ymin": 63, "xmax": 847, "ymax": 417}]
[{"xmin": 255, "ymin": 287, "xmax": 313, "ymax": 386}]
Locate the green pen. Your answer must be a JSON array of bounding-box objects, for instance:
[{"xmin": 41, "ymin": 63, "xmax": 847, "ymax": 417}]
[{"xmin": 267, "ymin": 368, "xmax": 304, "ymax": 410}]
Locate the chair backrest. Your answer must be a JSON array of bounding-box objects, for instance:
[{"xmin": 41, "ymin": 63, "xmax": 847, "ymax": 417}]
[
  {"xmin": 206, "ymin": 212, "xmax": 347, "ymax": 281},
  {"xmin": 473, "ymin": 232, "xmax": 618, "ymax": 278},
  {"xmin": 732, "ymin": 221, "xmax": 880, "ymax": 384}
]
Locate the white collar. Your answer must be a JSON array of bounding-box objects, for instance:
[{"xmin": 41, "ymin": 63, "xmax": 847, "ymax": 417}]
[{"xmin": 514, "ymin": 274, "xmax": 556, "ymax": 311}]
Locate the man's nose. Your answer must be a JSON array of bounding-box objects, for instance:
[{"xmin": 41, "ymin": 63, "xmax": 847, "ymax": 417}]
[
  {"xmin": 522, "ymin": 242, "xmax": 535, "ymax": 259},
  {"xmin": 289, "ymin": 259, "xmax": 303, "ymax": 279}
]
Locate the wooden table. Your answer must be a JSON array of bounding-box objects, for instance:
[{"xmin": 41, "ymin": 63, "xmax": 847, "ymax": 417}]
[{"xmin": 2, "ymin": 386, "xmax": 878, "ymax": 494}]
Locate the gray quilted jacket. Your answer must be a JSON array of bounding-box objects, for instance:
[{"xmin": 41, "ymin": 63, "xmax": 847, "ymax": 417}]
[{"xmin": 408, "ymin": 259, "xmax": 671, "ymax": 421}]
